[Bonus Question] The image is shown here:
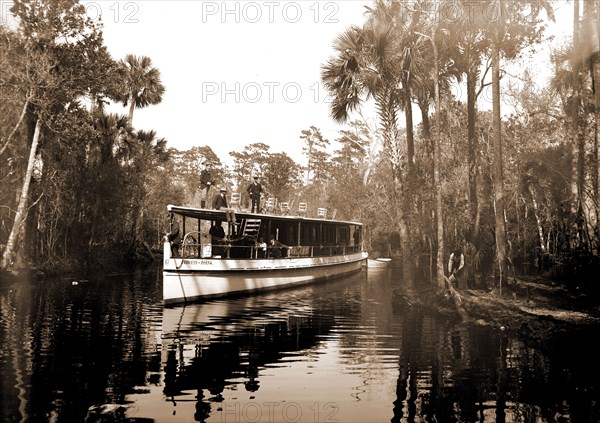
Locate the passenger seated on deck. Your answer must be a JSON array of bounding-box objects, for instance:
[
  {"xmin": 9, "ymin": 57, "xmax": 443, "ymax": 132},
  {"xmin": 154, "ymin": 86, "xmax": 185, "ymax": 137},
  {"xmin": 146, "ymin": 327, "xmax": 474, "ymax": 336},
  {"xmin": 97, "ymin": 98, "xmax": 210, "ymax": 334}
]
[
  {"xmin": 166, "ymin": 226, "xmax": 181, "ymax": 257},
  {"xmin": 210, "ymin": 221, "xmax": 226, "ymax": 257},
  {"xmin": 269, "ymin": 237, "xmax": 287, "ymax": 258},
  {"xmin": 256, "ymin": 237, "xmax": 267, "ymax": 258},
  {"xmin": 232, "ymin": 236, "xmax": 254, "ymax": 259},
  {"xmin": 182, "ymin": 234, "xmax": 197, "ymax": 257},
  {"xmin": 212, "ymin": 187, "xmax": 236, "ymax": 223}
]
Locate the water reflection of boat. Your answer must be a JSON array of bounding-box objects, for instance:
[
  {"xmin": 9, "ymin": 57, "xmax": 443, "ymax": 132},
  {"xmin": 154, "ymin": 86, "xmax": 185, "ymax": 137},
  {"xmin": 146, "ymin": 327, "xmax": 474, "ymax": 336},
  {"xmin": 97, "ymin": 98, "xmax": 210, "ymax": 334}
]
[
  {"xmin": 163, "ymin": 205, "xmax": 368, "ymax": 303},
  {"xmin": 160, "ymin": 299, "xmax": 336, "ymax": 421}
]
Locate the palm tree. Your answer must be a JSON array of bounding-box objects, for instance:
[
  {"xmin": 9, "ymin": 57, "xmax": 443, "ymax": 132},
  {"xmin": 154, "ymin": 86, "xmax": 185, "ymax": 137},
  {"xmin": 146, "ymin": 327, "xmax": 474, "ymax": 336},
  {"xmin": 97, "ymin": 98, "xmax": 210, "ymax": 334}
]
[
  {"xmin": 491, "ymin": 2, "xmax": 508, "ymax": 290},
  {"xmin": 128, "ymin": 129, "xmax": 168, "ymax": 245},
  {"xmin": 489, "ymin": 0, "xmax": 554, "ymax": 289},
  {"xmin": 413, "ymin": 1, "xmax": 470, "ymax": 289},
  {"xmin": 414, "ymin": 26, "xmax": 446, "ymax": 290},
  {"xmin": 322, "ymin": 0, "xmax": 436, "ymax": 279},
  {"xmin": 86, "ymin": 113, "xmax": 132, "ymax": 246},
  {"xmin": 449, "ymin": 1, "xmax": 493, "ymax": 244},
  {"xmin": 321, "ymin": 13, "xmax": 409, "ymax": 257},
  {"xmin": 119, "ymin": 54, "xmax": 165, "ymax": 125}
]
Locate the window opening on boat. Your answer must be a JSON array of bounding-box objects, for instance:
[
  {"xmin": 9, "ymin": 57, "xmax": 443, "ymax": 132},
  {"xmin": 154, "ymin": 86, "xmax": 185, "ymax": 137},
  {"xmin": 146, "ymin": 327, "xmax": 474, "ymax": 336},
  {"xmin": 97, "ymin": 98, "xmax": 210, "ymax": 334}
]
[{"xmin": 164, "ymin": 207, "xmax": 364, "ymax": 261}]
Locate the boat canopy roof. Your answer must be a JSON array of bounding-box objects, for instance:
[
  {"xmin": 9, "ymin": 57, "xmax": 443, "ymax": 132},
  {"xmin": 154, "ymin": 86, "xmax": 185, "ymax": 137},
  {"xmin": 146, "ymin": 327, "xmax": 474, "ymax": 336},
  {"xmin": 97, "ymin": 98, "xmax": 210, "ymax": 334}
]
[{"xmin": 167, "ymin": 204, "xmax": 363, "ymax": 226}]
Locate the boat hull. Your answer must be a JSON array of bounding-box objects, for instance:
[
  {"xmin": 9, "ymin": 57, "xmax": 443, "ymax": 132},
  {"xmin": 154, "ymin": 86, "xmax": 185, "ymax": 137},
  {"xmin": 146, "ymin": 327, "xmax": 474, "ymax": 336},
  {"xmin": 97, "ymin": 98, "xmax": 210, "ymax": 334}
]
[
  {"xmin": 367, "ymin": 258, "xmax": 392, "ymax": 268},
  {"xmin": 163, "ymin": 251, "xmax": 368, "ymax": 303}
]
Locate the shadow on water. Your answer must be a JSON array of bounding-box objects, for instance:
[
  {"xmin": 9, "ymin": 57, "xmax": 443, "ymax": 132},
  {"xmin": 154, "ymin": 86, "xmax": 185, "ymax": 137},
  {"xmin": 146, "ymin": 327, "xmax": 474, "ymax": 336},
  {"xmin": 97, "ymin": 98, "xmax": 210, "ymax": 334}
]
[
  {"xmin": 1, "ymin": 265, "xmax": 600, "ymax": 422},
  {"xmin": 387, "ymin": 263, "xmax": 600, "ymax": 423},
  {"xmin": 0, "ymin": 265, "xmax": 164, "ymax": 423}
]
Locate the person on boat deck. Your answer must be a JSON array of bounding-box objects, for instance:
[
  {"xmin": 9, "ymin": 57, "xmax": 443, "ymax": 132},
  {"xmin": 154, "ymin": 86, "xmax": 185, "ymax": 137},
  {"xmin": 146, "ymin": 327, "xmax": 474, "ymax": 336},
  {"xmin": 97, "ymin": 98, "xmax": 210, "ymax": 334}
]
[
  {"xmin": 166, "ymin": 225, "xmax": 181, "ymax": 256},
  {"xmin": 256, "ymin": 237, "xmax": 267, "ymax": 258},
  {"xmin": 209, "ymin": 221, "xmax": 226, "ymax": 257},
  {"xmin": 269, "ymin": 237, "xmax": 287, "ymax": 258},
  {"xmin": 212, "ymin": 187, "xmax": 228, "ymax": 209},
  {"xmin": 199, "ymin": 161, "xmax": 213, "ymax": 208},
  {"xmin": 212, "ymin": 187, "xmax": 236, "ymax": 223},
  {"xmin": 448, "ymin": 248, "xmax": 465, "ymax": 278},
  {"xmin": 354, "ymin": 227, "xmax": 361, "ymax": 247},
  {"xmin": 246, "ymin": 175, "xmax": 263, "ymax": 213}
]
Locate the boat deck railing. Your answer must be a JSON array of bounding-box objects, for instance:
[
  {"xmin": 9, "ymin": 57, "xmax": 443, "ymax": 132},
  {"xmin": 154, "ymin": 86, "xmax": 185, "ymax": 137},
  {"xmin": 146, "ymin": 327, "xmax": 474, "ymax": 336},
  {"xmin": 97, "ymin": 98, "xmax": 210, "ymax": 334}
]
[{"xmin": 177, "ymin": 237, "xmax": 362, "ymax": 260}]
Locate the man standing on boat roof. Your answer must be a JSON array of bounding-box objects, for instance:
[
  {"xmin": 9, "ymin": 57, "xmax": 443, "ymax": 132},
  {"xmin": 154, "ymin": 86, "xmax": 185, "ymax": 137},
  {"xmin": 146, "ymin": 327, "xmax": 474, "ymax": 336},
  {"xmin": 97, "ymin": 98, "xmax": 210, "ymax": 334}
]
[
  {"xmin": 199, "ymin": 161, "xmax": 213, "ymax": 208},
  {"xmin": 247, "ymin": 175, "xmax": 263, "ymax": 213}
]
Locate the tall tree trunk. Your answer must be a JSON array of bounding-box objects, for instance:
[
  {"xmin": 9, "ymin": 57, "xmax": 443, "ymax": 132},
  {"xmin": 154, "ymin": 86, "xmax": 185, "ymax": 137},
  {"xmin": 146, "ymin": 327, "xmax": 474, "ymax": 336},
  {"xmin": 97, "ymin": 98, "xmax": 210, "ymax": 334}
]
[
  {"xmin": 390, "ymin": 144, "xmax": 413, "ymax": 287},
  {"xmin": 492, "ymin": 35, "xmax": 508, "ymax": 290},
  {"xmin": 405, "ymin": 84, "xmax": 415, "ymax": 179},
  {"xmin": 432, "ymin": 33, "xmax": 445, "ymax": 291},
  {"xmin": 381, "ymin": 88, "xmax": 413, "ymax": 285},
  {"xmin": 585, "ymin": 0, "xmax": 600, "ymax": 252},
  {"xmin": 0, "ymin": 94, "xmax": 30, "ymax": 157},
  {"xmin": 417, "ymin": 100, "xmax": 436, "ymax": 279},
  {"xmin": 570, "ymin": 0, "xmax": 586, "ymax": 250},
  {"xmin": 128, "ymin": 94, "xmax": 135, "ymax": 125},
  {"xmin": 466, "ymin": 70, "xmax": 479, "ymax": 241},
  {"xmin": 418, "ymin": 101, "xmax": 434, "ymax": 180},
  {"xmin": 594, "ymin": 54, "xmax": 600, "ymax": 252},
  {"xmin": 528, "ymin": 186, "xmax": 546, "ymax": 252},
  {"xmin": 403, "ymin": 83, "xmax": 418, "ymax": 246},
  {"xmin": 419, "ymin": 101, "xmax": 431, "ymax": 141},
  {"xmin": 595, "ymin": 5, "xmax": 600, "ymax": 225},
  {"xmin": 1, "ymin": 119, "xmax": 42, "ymax": 271}
]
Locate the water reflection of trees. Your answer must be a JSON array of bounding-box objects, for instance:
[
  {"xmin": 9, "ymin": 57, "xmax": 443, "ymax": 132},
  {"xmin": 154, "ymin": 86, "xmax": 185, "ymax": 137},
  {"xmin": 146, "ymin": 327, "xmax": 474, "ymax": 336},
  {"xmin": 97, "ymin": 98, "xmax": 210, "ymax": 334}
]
[
  {"xmin": 320, "ymin": 269, "xmax": 600, "ymax": 422},
  {"xmin": 4, "ymin": 268, "xmax": 599, "ymax": 422},
  {"xmin": 389, "ymin": 309, "xmax": 600, "ymax": 422},
  {"xmin": 0, "ymin": 268, "xmax": 163, "ymax": 422}
]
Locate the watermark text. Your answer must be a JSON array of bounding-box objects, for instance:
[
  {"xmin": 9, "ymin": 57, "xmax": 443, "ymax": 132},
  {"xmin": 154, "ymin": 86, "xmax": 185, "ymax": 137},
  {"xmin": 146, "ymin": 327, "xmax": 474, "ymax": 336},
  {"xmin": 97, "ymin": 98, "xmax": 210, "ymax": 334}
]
[
  {"xmin": 200, "ymin": 1, "xmax": 339, "ymax": 24},
  {"xmin": 214, "ymin": 401, "xmax": 339, "ymax": 422}
]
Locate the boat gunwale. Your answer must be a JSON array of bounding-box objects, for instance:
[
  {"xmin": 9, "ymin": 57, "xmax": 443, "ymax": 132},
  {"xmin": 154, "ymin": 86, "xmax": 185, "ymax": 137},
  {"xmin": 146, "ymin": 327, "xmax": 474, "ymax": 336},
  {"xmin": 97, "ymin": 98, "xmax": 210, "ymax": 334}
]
[{"xmin": 164, "ymin": 252, "xmax": 368, "ymax": 274}]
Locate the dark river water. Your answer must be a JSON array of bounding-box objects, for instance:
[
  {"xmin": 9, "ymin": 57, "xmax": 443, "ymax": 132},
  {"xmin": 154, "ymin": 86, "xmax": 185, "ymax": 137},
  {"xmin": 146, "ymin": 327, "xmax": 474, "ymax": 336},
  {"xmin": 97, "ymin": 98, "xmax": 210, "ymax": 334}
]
[{"xmin": 1, "ymin": 265, "xmax": 599, "ymax": 423}]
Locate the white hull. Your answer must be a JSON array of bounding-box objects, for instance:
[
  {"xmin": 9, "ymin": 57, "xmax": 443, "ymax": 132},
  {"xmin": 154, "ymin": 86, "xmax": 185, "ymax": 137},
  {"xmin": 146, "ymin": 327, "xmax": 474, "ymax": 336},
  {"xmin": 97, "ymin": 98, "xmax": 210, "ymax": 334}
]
[
  {"xmin": 367, "ymin": 258, "xmax": 392, "ymax": 268},
  {"xmin": 163, "ymin": 251, "xmax": 368, "ymax": 303}
]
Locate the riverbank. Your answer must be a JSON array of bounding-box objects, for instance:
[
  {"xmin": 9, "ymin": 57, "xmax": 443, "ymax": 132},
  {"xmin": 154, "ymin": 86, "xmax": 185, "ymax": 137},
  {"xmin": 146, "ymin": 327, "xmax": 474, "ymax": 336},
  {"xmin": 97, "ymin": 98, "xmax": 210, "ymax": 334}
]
[
  {"xmin": 394, "ymin": 275, "xmax": 600, "ymax": 353},
  {"xmin": 452, "ymin": 277, "xmax": 600, "ymax": 352},
  {"xmin": 0, "ymin": 242, "xmax": 162, "ymax": 283}
]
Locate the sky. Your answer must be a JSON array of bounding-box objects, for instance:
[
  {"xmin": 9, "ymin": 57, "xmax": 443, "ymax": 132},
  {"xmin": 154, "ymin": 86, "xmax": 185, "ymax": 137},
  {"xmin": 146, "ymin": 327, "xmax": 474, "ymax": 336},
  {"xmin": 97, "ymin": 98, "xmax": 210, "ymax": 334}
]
[
  {"xmin": 92, "ymin": 0, "xmax": 371, "ymax": 166},
  {"xmin": 90, "ymin": 0, "xmax": 573, "ymax": 167}
]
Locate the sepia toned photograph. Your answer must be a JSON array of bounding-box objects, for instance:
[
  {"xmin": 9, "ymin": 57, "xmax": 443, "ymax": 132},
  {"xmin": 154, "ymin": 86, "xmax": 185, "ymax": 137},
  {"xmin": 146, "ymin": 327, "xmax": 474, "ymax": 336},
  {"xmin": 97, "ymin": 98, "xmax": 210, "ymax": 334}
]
[{"xmin": 1, "ymin": 0, "xmax": 599, "ymax": 422}]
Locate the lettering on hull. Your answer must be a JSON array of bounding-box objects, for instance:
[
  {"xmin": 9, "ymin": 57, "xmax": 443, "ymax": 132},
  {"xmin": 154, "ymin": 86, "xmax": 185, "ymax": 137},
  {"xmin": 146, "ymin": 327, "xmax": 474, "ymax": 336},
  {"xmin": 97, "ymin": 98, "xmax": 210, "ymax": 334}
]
[{"xmin": 165, "ymin": 259, "xmax": 214, "ymax": 266}]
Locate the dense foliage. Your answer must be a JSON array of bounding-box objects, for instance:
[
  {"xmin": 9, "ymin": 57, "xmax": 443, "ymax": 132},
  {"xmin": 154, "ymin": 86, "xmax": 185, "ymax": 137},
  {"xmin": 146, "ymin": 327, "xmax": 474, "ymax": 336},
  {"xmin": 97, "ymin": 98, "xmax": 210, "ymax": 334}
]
[{"xmin": 1, "ymin": 0, "xmax": 598, "ymax": 289}]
